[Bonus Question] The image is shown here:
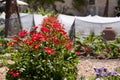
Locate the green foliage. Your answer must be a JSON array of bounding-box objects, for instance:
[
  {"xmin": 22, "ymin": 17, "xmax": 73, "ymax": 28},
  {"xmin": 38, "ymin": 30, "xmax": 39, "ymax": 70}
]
[
  {"xmin": 0, "ymin": 29, "xmax": 5, "ymax": 38},
  {"xmin": 109, "ymin": 37, "xmax": 120, "ymax": 58},
  {"xmin": 24, "ymin": 8, "xmax": 54, "ymax": 16},
  {"xmin": 116, "ymin": 67, "xmax": 120, "ymax": 73},
  {"xmin": 0, "ymin": 38, "xmax": 9, "ymax": 54},
  {"xmin": 0, "ymin": 38, "xmax": 12, "ymax": 67},
  {"xmin": 0, "ymin": 53, "xmax": 12, "ymax": 67},
  {"xmin": 23, "ymin": 0, "xmax": 64, "ymax": 12},
  {"xmin": 107, "ymin": 75, "xmax": 120, "ymax": 80},
  {"xmin": 76, "ymin": 33, "xmax": 120, "ymax": 59},
  {"xmin": 72, "ymin": 0, "xmax": 88, "ymax": 11},
  {"xmin": 6, "ymin": 16, "xmax": 78, "ymax": 80}
]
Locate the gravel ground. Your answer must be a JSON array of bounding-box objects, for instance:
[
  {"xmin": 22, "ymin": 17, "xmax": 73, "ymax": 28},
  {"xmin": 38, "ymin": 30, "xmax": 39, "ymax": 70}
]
[
  {"xmin": 0, "ymin": 59, "xmax": 120, "ymax": 80},
  {"xmin": 77, "ymin": 59, "xmax": 120, "ymax": 80}
]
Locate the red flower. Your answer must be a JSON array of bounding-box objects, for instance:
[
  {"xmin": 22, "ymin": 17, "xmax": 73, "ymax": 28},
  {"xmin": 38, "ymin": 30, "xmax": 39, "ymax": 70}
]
[
  {"xmin": 60, "ymin": 30, "xmax": 67, "ymax": 35},
  {"xmin": 24, "ymin": 39, "xmax": 33, "ymax": 46},
  {"xmin": 9, "ymin": 42, "xmax": 15, "ymax": 47},
  {"xmin": 33, "ymin": 44, "xmax": 40, "ymax": 50},
  {"xmin": 67, "ymin": 45, "xmax": 72, "ymax": 51},
  {"xmin": 41, "ymin": 27, "xmax": 51, "ymax": 33},
  {"xmin": 8, "ymin": 70, "xmax": 20, "ymax": 77},
  {"xmin": 40, "ymin": 37, "xmax": 47, "ymax": 42},
  {"xmin": 52, "ymin": 22, "xmax": 61, "ymax": 29},
  {"xmin": 76, "ymin": 52, "xmax": 81, "ymax": 56},
  {"xmin": 30, "ymin": 31, "xmax": 35, "ymax": 36},
  {"xmin": 53, "ymin": 38, "xmax": 60, "ymax": 44},
  {"xmin": 34, "ymin": 26, "xmax": 38, "ymax": 29},
  {"xmin": 13, "ymin": 37, "xmax": 19, "ymax": 41},
  {"xmin": 18, "ymin": 30, "xmax": 28, "ymax": 38},
  {"xmin": 32, "ymin": 35, "xmax": 38, "ymax": 42},
  {"xmin": 13, "ymin": 72, "xmax": 20, "ymax": 77},
  {"xmin": 45, "ymin": 48, "xmax": 54, "ymax": 54},
  {"xmin": 32, "ymin": 33, "xmax": 44, "ymax": 42},
  {"xmin": 8, "ymin": 71, "xmax": 14, "ymax": 74}
]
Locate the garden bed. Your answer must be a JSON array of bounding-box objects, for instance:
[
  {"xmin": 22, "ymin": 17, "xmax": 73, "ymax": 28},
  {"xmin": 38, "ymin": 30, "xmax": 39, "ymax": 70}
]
[{"xmin": 0, "ymin": 59, "xmax": 120, "ymax": 80}]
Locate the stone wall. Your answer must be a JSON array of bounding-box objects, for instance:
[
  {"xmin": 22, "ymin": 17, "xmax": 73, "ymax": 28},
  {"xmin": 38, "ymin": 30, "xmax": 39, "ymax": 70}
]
[
  {"xmin": 55, "ymin": 0, "xmax": 118, "ymax": 16},
  {"xmin": 95, "ymin": 0, "xmax": 117, "ymax": 16}
]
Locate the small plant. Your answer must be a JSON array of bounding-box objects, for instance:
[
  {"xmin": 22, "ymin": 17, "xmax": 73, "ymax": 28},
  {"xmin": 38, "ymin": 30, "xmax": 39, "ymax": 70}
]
[
  {"xmin": 94, "ymin": 67, "xmax": 120, "ymax": 80},
  {"xmin": 6, "ymin": 15, "xmax": 78, "ymax": 80},
  {"xmin": 0, "ymin": 38, "xmax": 9, "ymax": 54},
  {"xmin": 108, "ymin": 37, "xmax": 120, "ymax": 58},
  {"xmin": 0, "ymin": 38, "xmax": 12, "ymax": 67},
  {"xmin": 76, "ymin": 33, "xmax": 108, "ymax": 58},
  {"xmin": 116, "ymin": 67, "xmax": 120, "ymax": 73},
  {"xmin": 75, "ymin": 33, "xmax": 120, "ymax": 59}
]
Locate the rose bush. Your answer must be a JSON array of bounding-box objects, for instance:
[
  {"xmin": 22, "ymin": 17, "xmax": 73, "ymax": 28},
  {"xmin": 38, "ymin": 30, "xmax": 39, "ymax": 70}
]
[{"xmin": 6, "ymin": 15, "xmax": 78, "ymax": 80}]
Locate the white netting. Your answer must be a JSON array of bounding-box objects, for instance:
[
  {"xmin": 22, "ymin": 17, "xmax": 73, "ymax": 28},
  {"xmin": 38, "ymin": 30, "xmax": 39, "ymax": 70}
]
[
  {"xmin": 75, "ymin": 15, "xmax": 120, "ymax": 37},
  {"xmin": 1, "ymin": 13, "xmax": 120, "ymax": 38}
]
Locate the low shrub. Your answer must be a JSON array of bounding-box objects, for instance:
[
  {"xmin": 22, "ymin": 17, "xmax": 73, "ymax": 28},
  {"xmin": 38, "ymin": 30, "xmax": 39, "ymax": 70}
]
[
  {"xmin": 75, "ymin": 33, "xmax": 120, "ymax": 59},
  {"xmin": 6, "ymin": 15, "xmax": 78, "ymax": 80}
]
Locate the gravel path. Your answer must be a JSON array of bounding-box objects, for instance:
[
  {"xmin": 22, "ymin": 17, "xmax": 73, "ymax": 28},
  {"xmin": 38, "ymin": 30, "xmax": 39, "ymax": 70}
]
[
  {"xmin": 77, "ymin": 59, "xmax": 120, "ymax": 80},
  {"xmin": 0, "ymin": 59, "xmax": 120, "ymax": 80}
]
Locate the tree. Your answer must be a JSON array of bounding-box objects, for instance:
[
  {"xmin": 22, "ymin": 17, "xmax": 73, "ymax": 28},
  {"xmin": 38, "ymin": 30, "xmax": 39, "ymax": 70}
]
[
  {"xmin": 23, "ymin": 0, "xmax": 64, "ymax": 12},
  {"xmin": 5, "ymin": 0, "xmax": 22, "ymax": 37},
  {"xmin": 118, "ymin": 0, "xmax": 120, "ymax": 6},
  {"xmin": 103, "ymin": 0, "xmax": 109, "ymax": 17},
  {"xmin": 72, "ymin": 0, "xmax": 88, "ymax": 16}
]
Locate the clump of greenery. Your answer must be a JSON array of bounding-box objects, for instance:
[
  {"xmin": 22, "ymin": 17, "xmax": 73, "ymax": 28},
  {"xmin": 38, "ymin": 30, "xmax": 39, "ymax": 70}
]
[
  {"xmin": 75, "ymin": 33, "xmax": 120, "ymax": 59},
  {"xmin": 6, "ymin": 15, "xmax": 78, "ymax": 80},
  {"xmin": 0, "ymin": 38, "xmax": 8, "ymax": 54},
  {"xmin": 116, "ymin": 67, "xmax": 120, "ymax": 73},
  {"xmin": 0, "ymin": 38, "xmax": 12, "ymax": 67}
]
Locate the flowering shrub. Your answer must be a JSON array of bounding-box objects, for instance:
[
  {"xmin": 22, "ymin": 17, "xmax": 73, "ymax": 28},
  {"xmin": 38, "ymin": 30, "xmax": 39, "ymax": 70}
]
[
  {"xmin": 94, "ymin": 67, "xmax": 120, "ymax": 80},
  {"xmin": 6, "ymin": 15, "xmax": 78, "ymax": 80}
]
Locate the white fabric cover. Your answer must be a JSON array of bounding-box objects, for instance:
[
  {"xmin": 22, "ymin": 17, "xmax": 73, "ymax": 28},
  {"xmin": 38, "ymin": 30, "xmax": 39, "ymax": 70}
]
[
  {"xmin": 75, "ymin": 15, "xmax": 120, "ymax": 37},
  {"xmin": 34, "ymin": 14, "xmax": 47, "ymax": 26},
  {"xmin": 57, "ymin": 14, "xmax": 75, "ymax": 34},
  {"xmin": 1, "ymin": 13, "xmax": 120, "ymax": 37}
]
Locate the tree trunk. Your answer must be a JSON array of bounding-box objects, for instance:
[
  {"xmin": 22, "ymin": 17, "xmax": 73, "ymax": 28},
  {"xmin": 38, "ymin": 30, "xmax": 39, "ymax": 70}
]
[
  {"xmin": 103, "ymin": 0, "xmax": 109, "ymax": 17},
  {"xmin": 5, "ymin": 0, "xmax": 22, "ymax": 37}
]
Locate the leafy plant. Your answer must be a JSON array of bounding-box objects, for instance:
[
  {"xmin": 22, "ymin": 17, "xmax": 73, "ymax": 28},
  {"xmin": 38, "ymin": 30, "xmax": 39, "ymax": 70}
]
[
  {"xmin": 6, "ymin": 15, "xmax": 78, "ymax": 80},
  {"xmin": 0, "ymin": 29, "xmax": 5, "ymax": 37},
  {"xmin": 0, "ymin": 38, "xmax": 9, "ymax": 54},
  {"xmin": 116, "ymin": 67, "xmax": 120, "ymax": 73},
  {"xmin": 75, "ymin": 33, "xmax": 120, "ymax": 59},
  {"xmin": 0, "ymin": 38, "xmax": 12, "ymax": 67},
  {"xmin": 76, "ymin": 33, "xmax": 107, "ymax": 58},
  {"xmin": 23, "ymin": 0, "xmax": 64, "ymax": 13},
  {"xmin": 72, "ymin": 0, "xmax": 88, "ymax": 16},
  {"xmin": 108, "ymin": 37, "xmax": 120, "ymax": 58},
  {"xmin": 72, "ymin": 0, "xmax": 88, "ymax": 10}
]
